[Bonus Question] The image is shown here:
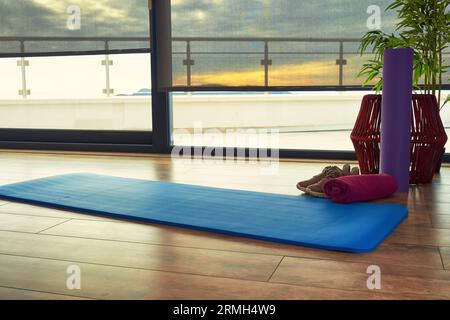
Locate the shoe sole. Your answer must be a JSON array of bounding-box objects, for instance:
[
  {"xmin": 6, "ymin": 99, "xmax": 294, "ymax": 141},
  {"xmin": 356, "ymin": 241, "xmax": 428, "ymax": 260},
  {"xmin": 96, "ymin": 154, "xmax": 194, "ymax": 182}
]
[
  {"xmin": 296, "ymin": 183, "xmax": 309, "ymax": 192},
  {"xmin": 306, "ymin": 188, "xmax": 329, "ymax": 198}
]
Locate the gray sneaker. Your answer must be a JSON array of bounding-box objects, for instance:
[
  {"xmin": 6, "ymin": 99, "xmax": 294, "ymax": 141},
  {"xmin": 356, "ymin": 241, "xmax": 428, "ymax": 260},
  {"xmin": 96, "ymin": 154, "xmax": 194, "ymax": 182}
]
[{"xmin": 297, "ymin": 165, "xmax": 344, "ymax": 192}]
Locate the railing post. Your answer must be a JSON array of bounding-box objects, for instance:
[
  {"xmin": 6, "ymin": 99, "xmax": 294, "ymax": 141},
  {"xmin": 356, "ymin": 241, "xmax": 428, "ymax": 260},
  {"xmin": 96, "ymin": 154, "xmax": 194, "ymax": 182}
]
[
  {"xmin": 102, "ymin": 40, "xmax": 114, "ymax": 97},
  {"xmin": 17, "ymin": 41, "xmax": 30, "ymax": 98},
  {"xmin": 261, "ymin": 40, "xmax": 272, "ymax": 87},
  {"xmin": 336, "ymin": 41, "xmax": 347, "ymax": 87},
  {"xmin": 183, "ymin": 40, "xmax": 194, "ymax": 87}
]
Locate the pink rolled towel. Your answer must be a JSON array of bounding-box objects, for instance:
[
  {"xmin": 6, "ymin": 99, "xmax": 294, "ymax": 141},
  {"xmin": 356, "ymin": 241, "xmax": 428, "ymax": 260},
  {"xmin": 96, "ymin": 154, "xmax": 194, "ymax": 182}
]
[{"xmin": 323, "ymin": 174, "xmax": 398, "ymax": 203}]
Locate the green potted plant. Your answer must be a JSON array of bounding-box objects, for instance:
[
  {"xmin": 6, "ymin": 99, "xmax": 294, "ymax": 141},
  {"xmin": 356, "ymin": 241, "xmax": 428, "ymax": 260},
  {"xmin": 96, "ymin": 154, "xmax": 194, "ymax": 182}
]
[{"xmin": 353, "ymin": 0, "xmax": 449, "ymax": 182}]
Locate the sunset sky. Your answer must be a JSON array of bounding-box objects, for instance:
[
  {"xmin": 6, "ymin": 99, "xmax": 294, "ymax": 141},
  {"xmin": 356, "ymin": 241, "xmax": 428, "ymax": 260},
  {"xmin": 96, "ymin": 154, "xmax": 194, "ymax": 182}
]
[{"xmin": 0, "ymin": 0, "xmax": 399, "ymax": 91}]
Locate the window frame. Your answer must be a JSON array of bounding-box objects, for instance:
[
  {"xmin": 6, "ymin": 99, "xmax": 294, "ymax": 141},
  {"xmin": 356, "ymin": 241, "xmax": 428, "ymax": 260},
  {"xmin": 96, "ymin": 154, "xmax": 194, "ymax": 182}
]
[{"xmin": 0, "ymin": 1, "xmax": 448, "ymax": 163}]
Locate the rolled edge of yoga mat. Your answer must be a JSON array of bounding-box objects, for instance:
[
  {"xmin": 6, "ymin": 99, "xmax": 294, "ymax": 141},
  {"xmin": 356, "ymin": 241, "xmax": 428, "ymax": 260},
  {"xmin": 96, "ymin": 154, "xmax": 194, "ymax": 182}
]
[{"xmin": 380, "ymin": 48, "xmax": 414, "ymax": 193}]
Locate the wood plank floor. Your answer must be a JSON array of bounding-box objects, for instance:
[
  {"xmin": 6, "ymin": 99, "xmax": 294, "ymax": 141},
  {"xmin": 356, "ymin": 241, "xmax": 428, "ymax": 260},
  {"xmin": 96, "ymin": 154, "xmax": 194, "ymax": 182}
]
[{"xmin": 0, "ymin": 150, "xmax": 449, "ymax": 300}]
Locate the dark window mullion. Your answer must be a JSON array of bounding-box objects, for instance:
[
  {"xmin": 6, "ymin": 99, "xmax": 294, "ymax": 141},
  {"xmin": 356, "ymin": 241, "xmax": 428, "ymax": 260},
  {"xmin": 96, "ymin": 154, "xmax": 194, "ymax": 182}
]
[{"xmin": 150, "ymin": 0, "xmax": 172, "ymax": 153}]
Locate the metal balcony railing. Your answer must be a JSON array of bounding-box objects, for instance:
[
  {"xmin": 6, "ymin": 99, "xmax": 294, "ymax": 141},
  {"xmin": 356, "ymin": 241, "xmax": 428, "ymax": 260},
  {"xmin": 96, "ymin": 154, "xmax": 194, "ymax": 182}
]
[
  {"xmin": 1, "ymin": 36, "xmax": 449, "ymax": 97},
  {"xmin": 171, "ymin": 37, "xmax": 363, "ymax": 89}
]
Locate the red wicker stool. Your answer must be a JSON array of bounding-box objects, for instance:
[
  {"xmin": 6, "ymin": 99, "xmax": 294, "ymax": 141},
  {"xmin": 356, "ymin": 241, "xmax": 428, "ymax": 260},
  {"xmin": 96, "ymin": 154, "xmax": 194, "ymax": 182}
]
[
  {"xmin": 351, "ymin": 94, "xmax": 447, "ymax": 184},
  {"xmin": 351, "ymin": 95, "xmax": 382, "ymax": 175}
]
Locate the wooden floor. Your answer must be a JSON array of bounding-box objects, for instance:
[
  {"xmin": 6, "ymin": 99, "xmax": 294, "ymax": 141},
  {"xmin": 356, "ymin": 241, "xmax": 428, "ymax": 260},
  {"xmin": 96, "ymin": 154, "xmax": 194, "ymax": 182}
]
[{"xmin": 0, "ymin": 150, "xmax": 449, "ymax": 300}]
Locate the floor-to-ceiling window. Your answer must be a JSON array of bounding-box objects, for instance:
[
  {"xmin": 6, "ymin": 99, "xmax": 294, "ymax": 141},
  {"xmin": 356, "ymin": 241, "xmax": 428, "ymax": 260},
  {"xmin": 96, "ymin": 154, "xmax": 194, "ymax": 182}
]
[
  {"xmin": 169, "ymin": 0, "xmax": 450, "ymax": 154},
  {"xmin": 0, "ymin": 0, "xmax": 153, "ymax": 148},
  {"xmin": 0, "ymin": 0, "xmax": 449, "ymax": 158}
]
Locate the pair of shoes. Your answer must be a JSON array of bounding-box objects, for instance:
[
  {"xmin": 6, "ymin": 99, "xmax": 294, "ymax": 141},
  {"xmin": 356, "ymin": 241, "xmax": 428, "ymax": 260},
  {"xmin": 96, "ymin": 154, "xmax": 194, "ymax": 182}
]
[{"xmin": 296, "ymin": 164, "xmax": 360, "ymax": 198}]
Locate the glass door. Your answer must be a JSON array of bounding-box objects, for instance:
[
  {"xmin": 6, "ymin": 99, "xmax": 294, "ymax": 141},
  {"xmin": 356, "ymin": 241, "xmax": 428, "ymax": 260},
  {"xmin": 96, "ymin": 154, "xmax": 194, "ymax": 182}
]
[{"xmin": 0, "ymin": 0, "xmax": 153, "ymax": 148}]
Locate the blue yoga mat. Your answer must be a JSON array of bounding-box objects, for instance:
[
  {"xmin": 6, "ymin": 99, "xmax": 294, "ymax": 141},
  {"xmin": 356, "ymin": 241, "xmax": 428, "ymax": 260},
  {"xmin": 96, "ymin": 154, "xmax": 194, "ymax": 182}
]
[{"xmin": 0, "ymin": 173, "xmax": 408, "ymax": 253}]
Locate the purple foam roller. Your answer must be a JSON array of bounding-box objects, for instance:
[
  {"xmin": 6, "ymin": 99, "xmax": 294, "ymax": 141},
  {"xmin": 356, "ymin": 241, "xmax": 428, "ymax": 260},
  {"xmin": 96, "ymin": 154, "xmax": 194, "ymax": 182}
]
[{"xmin": 380, "ymin": 48, "xmax": 414, "ymax": 193}]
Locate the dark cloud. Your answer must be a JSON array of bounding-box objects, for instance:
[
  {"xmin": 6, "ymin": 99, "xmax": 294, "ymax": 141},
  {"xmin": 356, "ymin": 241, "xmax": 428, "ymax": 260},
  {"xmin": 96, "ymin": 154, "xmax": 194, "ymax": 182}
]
[
  {"xmin": 171, "ymin": 0, "xmax": 397, "ymax": 37},
  {"xmin": 0, "ymin": 0, "xmax": 149, "ymax": 37},
  {"xmin": 1, "ymin": 0, "xmax": 397, "ymax": 38},
  {"xmin": 0, "ymin": 0, "xmax": 58, "ymax": 36}
]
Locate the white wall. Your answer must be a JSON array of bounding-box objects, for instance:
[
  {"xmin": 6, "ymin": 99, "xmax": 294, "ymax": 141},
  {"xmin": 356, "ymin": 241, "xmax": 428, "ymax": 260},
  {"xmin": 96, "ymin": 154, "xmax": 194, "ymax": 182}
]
[{"xmin": 0, "ymin": 92, "xmax": 449, "ymax": 131}]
